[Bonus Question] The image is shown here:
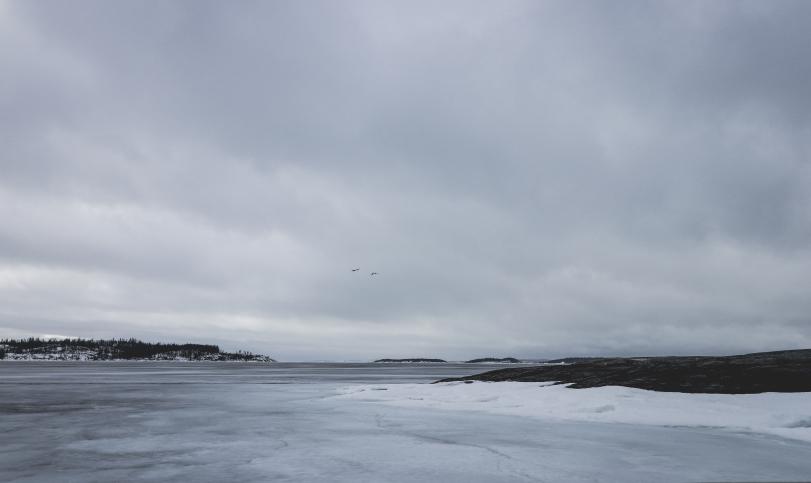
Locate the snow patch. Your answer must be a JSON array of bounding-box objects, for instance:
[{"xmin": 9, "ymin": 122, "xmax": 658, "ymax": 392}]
[{"xmin": 336, "ymin": 381, "xmax": 811, "ymax": 443}]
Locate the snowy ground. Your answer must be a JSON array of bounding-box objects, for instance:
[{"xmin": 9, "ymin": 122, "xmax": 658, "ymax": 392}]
[
  {"xmin": 338, "ymin": 381, "xmax": 811, "ymax": 444},
  {"xmin": 2, "ymin": 362, "xmax": 811, "ymax": 482}
]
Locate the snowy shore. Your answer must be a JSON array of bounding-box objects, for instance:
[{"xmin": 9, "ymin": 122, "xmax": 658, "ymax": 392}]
[{"xmin": 337, "ymin": 381, "xmax": 811, "ymax": 443}]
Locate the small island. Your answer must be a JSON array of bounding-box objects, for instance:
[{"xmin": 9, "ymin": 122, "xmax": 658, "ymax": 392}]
[
  {"xmin": 438, "ymin": 349, "xmax": 811, "ymax": 394},
  {"xmin": 0, "ymin": 338, "xmax": 275, "ymax": 362},
  {"xmin": 374, "ymin": 358, "xmax": 447, "ymax": 363},
  {"xmin": 465, "ymin": 357, "xmax": 522, "ymax": 363}
]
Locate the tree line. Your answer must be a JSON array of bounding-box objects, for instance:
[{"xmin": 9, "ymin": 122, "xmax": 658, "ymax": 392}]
[{"xmin": 0, "ymin": 337, "xmax": 268, "ymax": 360}]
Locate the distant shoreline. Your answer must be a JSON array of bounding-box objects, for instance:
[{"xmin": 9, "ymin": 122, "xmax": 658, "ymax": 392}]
[
  {"xmin": 373, "ymin": 357, "xmax": 530, "ymax": 364},
  {"xmin": 374, "ymin": 358, "xmax": 447, "ymax": 363},
  {"xmin": 0, "ymin": 358, "xmax": 274, "ymax": 363},
  {"xmin": 0, "ymin": 337, "xmax": 275, "ymax": 363}
]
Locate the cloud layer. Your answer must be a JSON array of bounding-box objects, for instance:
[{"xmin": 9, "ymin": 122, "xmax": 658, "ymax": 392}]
[{"xmin": 2, "ymin": 0, "xmax": 810, "ymax": 360}]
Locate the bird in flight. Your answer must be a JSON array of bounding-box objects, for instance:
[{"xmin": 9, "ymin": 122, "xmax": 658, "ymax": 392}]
[
  {"xmin": 351, "ymin": 268, "xmax": 360, "ymax": 272},
  {"xmin": 370, "ymin": 272, "xmax": 379, "ymax": 276}
]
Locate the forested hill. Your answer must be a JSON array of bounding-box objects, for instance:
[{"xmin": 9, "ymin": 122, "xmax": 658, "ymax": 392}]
[{"xmin": 0, "ymin": 338, "xmax": 274, "ymax": 362}]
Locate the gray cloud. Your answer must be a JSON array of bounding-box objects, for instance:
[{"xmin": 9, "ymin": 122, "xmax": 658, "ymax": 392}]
[{"xmin": 2, "ymin": 0, "xmax": 810, "ymax": 360}]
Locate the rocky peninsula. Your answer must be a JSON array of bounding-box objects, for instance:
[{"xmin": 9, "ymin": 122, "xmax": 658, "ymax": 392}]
[{"xmin": 438, "ymin": 349, "xmax": 811, "ymax": 393}]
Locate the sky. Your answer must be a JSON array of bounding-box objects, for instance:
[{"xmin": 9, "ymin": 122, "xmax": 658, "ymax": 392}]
[{"xmin": 1, "ymin": 0, "xmax": 810, "ymax": 361}]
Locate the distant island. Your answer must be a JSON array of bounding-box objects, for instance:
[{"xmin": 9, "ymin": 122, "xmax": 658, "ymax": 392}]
[
  {"xmin": 374, "ymin": 358, "xmax": 447, "ymax": 363},
  {"xmin": 0, "ymin": 338, "xmax": 275, "ymax": 362},
  {"xmin": 438, "ymin": 349, "xmax": 811, "ymax": 394},
  {"xmin": 465, "ymin": 357, "xmax": 522, "ymax": 363}
]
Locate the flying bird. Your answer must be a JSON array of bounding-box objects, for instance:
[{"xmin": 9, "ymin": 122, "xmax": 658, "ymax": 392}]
[
  {"xmin": 351, "ymin": 268, "xmax": 359, "ymax": 272},
  {"xmin": 370, "ymin": 272, "xmax": 379, "ymax": 276}
]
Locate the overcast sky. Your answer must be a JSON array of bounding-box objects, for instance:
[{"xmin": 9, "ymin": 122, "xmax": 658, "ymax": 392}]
[{"xmin": 2, "ymin": 0, "xmax": 810, "ymax": 360}]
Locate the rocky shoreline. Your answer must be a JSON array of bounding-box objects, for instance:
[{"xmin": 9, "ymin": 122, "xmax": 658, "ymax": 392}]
[{"xmin": 437, "ymin": 349, "xmax": 811, "ymax": 393}]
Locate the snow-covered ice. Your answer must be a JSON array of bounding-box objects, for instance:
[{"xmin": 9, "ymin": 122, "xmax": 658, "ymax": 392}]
[
  {"xmin": 2, "ymin": 362, "xmax": 811, "ymax": 482},
  {"xmin": 338, "ymin": 381, "xmax": 811, "ymax": 443}
]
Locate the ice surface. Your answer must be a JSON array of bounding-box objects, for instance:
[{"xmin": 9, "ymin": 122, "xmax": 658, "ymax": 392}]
[
  {"xmin": 2, "ymin": 362, "xmax": 811, "ymax": 482},
  {"xmin": 338, "ymin": 381, "xmax": 811, "ymax": 443}
]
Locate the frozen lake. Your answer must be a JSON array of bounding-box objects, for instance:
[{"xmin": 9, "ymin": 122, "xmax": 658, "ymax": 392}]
[{"xmin": 2, "ymin": 362, "xmax": 810, "ymax": 482}]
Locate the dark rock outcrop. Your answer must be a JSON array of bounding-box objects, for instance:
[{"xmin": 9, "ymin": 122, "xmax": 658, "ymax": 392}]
[{"xmin": 437, "ymin": 349, "xmax": 811, "ymax": 394}]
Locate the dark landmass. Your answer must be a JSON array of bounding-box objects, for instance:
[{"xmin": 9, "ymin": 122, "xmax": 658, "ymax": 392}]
[
  {"xmin": 0, "ymin": 337, "xmax": 275, "ymax": 362},
  {"xmin": 465, "ymin": 357, "xmax": 522, "ymax": 363},
  {"xmin": 437, "ymin": 349, "xmax": 811, "ymax": 394},
  {"xmin": 374, "ymin": 358, "xmax": 447, "ymax": 363},
  {"xmin": 544, "ymin": 357, "xmax": 603, "ymax": 364}
]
